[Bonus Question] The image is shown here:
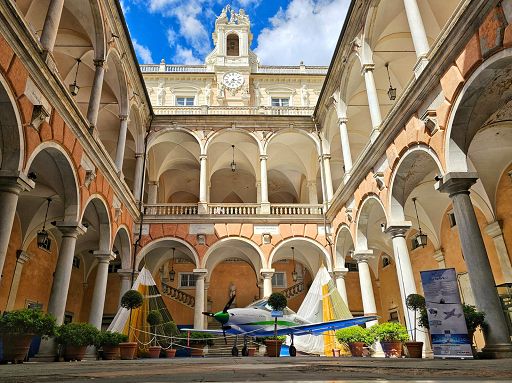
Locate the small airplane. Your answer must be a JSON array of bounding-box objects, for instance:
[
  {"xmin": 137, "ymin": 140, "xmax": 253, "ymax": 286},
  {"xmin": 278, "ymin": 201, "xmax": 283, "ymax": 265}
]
[
  {"xmin": 443, "ymin": 308, "xmax": 463, "ymax": 320},
  {"xmin": 183, "ymin": 295, "xmax": 377, "ymax": 357}
]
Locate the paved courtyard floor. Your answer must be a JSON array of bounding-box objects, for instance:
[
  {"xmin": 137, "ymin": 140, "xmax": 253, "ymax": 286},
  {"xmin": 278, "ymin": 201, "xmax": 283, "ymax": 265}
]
[{"xmin": 1, "ymin": 357, "xmax": 512, "ymax": 383}]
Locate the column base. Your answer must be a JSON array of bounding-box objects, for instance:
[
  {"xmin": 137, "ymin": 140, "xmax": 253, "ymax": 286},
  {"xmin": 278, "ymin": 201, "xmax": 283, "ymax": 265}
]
[
  {"xmin": 479, "ymin": 343, "xmax": 512, "ymax": 359},
  {"xmin": 32, "ymin": 338, "xmax": 58, "ymax": 362},
  {"xmin": 198, "ymin": 202, "xmax": 208, "ymax": 215},
  {"xmin": 260, "ymin": 203, "xmax": 270, "ymax": 215}
]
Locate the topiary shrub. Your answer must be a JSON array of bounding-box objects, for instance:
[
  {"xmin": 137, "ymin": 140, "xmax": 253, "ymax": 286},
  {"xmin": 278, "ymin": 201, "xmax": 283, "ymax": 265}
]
[
  {"xmin": 370, "ymin": 322, "xmax": 409, "ymax": 342},
  {"xmin": 160, "ymin": 322, "xmax": 179, "ymax": 348},
  {"xmin": 146, "ymin": 310, "xmax": 163, "ymax": 326},
  {"xmin": 406, "ymin": 294, "xmax": 426, "ymax": 341},
  {"xmin": 267, "ymin": 293, "xmax": 287, "ymax": 311},
  {"xmin": 120, "ymin": 290, "xmax": 143, "ymax": 310},
  {"xmin": 57, "ymin": 322, "xmax": 99, "ymax": 347},
  {"xmin": 0, "ymin": 308, "xmax": 56, "ymax": 338},
  {"xmin": 97, "ymin": 331, "xmax": 128, "ymax": 347},
  {"xmin": 335, "ymin": 325, "xmax": 375, "ymax": 345}
]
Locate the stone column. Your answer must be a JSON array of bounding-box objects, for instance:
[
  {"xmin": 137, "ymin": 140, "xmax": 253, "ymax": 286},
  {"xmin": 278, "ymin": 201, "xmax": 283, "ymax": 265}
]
[
  {"xmin": 386, "ymin": 223, "xmax": 425, "ymax": 345},
  {"xmin": 114, "ymin": 115, "xmax": 129, "ymax": 172},
  {"xmin": 47, "ymin": 222, "xmax": 86, "ymax": 324},
  {"xmin": 6, "ymin": 251, "xmax": 33, "ymax": 310},
  {"xmin": 193, "ymin": 269, "xmax": 208, "ymax": 329},
  {"xmin": 117, "ymin": 269, "xmax": 135, "ymax": 307},
  {"xmin": 256, "ymin": 181, "xmax": 262, "ymax": 203},
  {"xmin": 40, "ymin": 0, "xmax": 65, "ymax": 54},
  {"xmin": 204, "ymin": 281, "xmax": 210, "ymax": 329},
  {"xmin": 198, "ymin": 154, "xmax": 208, "ymax": 214},
  {"xmin": 338, "ymin": 118, "xmax": 353, "ymax": 177},
  {"xmin": 437, "ymin": 172, "xmax": 512, "ymax": 358},
  {"xmin": 307, "ymin": 180, "xmax": 318, "ymax": 204},
  {"xmin": 260, "ymin": 155, "xmax": 270, "ymax": 214},
  {"xmin": 132, "ymin": 153, "xmax": 144, "ymax": 201},
  {"xmin": 333, "ymin": 267, "xmax": 349, "ymax": 304},
  {"xmin": 433, "ymin": 249, "xmax": 446, "ymax": 269},
  {"xmin": 403, "ymin": 0, "xmax": 430, "ymax": 75},
  {"xmin": 261, "ymin": 269, "xmax": 275, "ymax": 298},
  {"xmin": 362, "ymin": 64, "xmax": 382, "ymax": 140},
  {"xmin": 88, "ymin": 252, "xmax": 116, "ymax": 329},
  {"xmin": 0, "ymin": 174, "xmax": 33, "ymax": 285},
  {"xmin": 321, "ymin": 155, "xmax": 334, "ymax": 202},
  {"xmin": 485, "ymin": 221, "xmax": 512, "ymax": 283},
  {"xmin": 353, "ymin": 250, "xmax": 378, "ymax": 328},
  {"xmin": 86, "ymin": 59, "xmax": 105, "ymax": 131},
  {"xmin": 147, "ymin": 181, "xmax": 158, "ymax": 205}
]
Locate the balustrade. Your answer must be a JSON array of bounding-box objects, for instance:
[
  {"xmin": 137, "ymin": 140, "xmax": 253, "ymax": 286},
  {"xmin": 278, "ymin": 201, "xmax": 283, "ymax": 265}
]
[
  {"xmin": 161, "ymin": 282, "xmax": 195, "ymax": 308},
  {"xmin": 281, "ymin": 281, "xmax": 305, "ymax": 299}
]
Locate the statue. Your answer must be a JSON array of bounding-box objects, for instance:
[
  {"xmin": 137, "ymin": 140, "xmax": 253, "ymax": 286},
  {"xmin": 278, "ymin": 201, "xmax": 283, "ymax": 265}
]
[
  {"xmin": 301, "ymin": 84, "xmax": 309, "ymax": 107},
  {"xmin": 217, "ymin": 84, "xmax": 225, "ymax": 98},
  {"xmin": 216, "ymin": 6, "xmax": 228, "ymax": 26},
  {"xmin": 238, "ymin": 9, "xmax": 249, "ymax": 25},
  {"xmin": 229, "ymin": 282, "xmax": 236, "ymax": 305},
  {"xmin": 156, "ymin": 82, "xmax": 166, "ymax": 106},
  {"xmin": 204, "ymin": 83, "xmax": 211, "ymax": 106},
  {"xmin": 254, "ymin": 82, "xmax": 261, "ymax": 107}
]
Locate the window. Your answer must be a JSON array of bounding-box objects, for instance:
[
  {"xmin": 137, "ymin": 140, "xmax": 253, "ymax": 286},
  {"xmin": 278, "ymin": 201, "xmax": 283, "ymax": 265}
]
[
  {"xmin": 448, "ymin": 212, "xmax": 456, "ymax": 228},
  {"xmin": 389, "ymin": 310, "xmax": 400, "ymax": 323},
  {"xmin": 176, "ymin": 97, "xmax": 195, "ymax": 106},
  {"xmin": 226, "ymin": 34, "xmax": 239, "ymax": 56},
  {"xmin": 180, "ymin": 273, "xmax": 198, "ymax": 288},
  {"xmin": 346, "ymin": 261, "xmax": 359, "ymax": 272},
  {"xmin": 382, "ymin": 256, "xmax": 391, "ymax": 268},
  {"xmin": 72, "ymin": 256, "xmax": 81, "ymax": 269},
  {"xmin": 108, "ymin": 261, "xmax": 121, "ymax": 273},
  {"xmin": 64, "ymin": 312, "xmax": 74, "ymax": 324},
  {"xmin": 271, "ymin": 97, "xmax": 290, "ymax": 107},
  {"xmin": 271, "ymin": 272, "xmax": 286, "ymax": 288}
]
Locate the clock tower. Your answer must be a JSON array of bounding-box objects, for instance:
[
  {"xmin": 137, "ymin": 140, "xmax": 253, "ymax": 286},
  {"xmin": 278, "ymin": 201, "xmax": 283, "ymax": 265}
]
[{"xmin": 205, "ymin": 6, "xmax": 258, "ymax": 106}]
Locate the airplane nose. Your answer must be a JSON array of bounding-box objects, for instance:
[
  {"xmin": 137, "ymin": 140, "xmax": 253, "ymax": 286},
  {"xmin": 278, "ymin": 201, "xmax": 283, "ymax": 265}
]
[{"xmin": 214, "ymin": 311, "xmax": 229, "ymax": 324}]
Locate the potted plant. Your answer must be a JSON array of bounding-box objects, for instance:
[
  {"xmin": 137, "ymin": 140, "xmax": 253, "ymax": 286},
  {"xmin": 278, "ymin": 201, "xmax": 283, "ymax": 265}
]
[
  {"xmin": 146, "ymin": 310, "xmax": 162, "ymax": 358},
  {"xmin": 57, "ymin": 322, "xmax": 99, "ymax": 361},
  {"xmin": 371, "ymin": 322, "xmax": 409, "ymax": 358},
  {"xmin": 405, "ymin": 293, "xmax": 426, "ymax": 358},
  {"xmin": 97, "ymin": 331, "xmax": 128, "ymax": 360},
  {"xmin": 160, "ymin": 322, "xmax": 179, "ymax": 358},
  {"xmin": 119, "ymin": 289, "xmax": 143, "ymax": 360},
  {"xmin": 263, "ymin": 336, "xmax": 287, "ymax": 357},
  {"xmin": 335, "ymin": 325, "xmax": 375, "ymax": 357},
  {"xmin": 265, "ymin": 292, "xmax": 288, "ymax": 357},
  {"xmin": 184, "ymin": 331, "xmax": 213, "ymax": 357},
  {"xmin": 0, "ymin": 308, "xmax": 56, "ymax": 363}
]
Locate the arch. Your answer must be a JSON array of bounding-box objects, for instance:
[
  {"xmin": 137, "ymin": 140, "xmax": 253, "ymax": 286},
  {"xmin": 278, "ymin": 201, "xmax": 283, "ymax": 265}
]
[
  {"xmin": 355, "ymin": 194, "xmax": 388, "ymax": 252},
  {"xmin": 269, "ymin": 237, "xmax": 332, "ymax": 273},
  {"xmin": 135, "ymin": 237, "xmax": 200, "ymax": 270},
  {"xmin": 202, "ymin": 236, "xmax": 266, "ymax": 271},
  {"xmin": 148, "ymin": 127, "xmax": 202, "ymax": 152},
  {"xmin": 334, "ymin": 224, "xmax": 354, "ymax": 268},
  {"xmin": 0, "ymin": 72, "xmax": 24, "ymax": 172},
  {"xmin": 113, "ymin": 225, "xmax": 132, "ymax": 269},
  {"xmin": 89, "ymin": 0, "xmax": 107, "ymax": 60},
  {"xmin": 205, "ymin": 128, "xmax": 261, "ymax": 154},
  {"xmin": 264, "ymin": 128, "xmax": 320, "ymax": 155},
  {"xmin": 226, "ymin": 33, "xmax": 240, "ymax": 56},
  {"xmin": 80, "ymin": 194, "xmax": 112, "ymax": 252}
]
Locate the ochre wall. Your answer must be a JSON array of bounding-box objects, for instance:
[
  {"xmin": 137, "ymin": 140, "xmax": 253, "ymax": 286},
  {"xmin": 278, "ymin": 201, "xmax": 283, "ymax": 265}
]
[{"xmin": 0, "ymin": 215, "xmax": 22, "ymax": 310}]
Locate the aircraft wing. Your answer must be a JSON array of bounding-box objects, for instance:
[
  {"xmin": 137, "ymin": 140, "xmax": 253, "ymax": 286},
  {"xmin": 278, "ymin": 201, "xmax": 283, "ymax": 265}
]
[{"xmin": 273, "ymin": 315, "xmax": 378, "ymax": 336}]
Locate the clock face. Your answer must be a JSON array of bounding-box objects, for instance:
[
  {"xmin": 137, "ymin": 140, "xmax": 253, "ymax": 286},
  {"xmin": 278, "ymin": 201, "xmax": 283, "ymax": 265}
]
[{"xmin": 223, "ymin": 72, "xmax": 244, "ymax": 89}]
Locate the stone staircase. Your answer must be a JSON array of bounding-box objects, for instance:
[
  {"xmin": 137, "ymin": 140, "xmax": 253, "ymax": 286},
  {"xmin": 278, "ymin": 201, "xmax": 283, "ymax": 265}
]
[
  {"xmin": 205, "ymin": 321, "xmax": 260, "ymax": 357},
  {"xmin": 281, "ymin": 281, "xmax": 305, "ymax": 300},
  {"xmin": 161, "ymin": 282, "xmax": 195, "ymax": 308}
]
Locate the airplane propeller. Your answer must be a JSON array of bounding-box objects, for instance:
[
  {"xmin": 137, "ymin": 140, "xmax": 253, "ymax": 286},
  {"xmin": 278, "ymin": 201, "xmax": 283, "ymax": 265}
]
[
  {"xmin": 201, "ymin": 295, "xmax": 236, "ymax": 344},
  {"xmin": 223, "ymin": 294, "xmax": 236, "ymax": 313}
]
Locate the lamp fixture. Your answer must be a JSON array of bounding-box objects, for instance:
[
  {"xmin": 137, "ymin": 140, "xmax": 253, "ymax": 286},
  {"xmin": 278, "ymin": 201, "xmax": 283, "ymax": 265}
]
[
  {"xmin": 291, "ymin": 246, "xmax": 298, "ymax": 282},
  {"xmin": 69, "ymin": 58, "xmax": 81, "ymax": 96},
  {"xmin": 230, "ymin": 145, "xmax": 236, "ymax": 172},
  {"xmin": 385, "ymin": 63, "xmax": 397, "ymax": 101},
  {"xmin": 412, "ymin": 197, "xmax": 427, "ymax": 248},
  {"xmin": 37, "ymin": 198, "xmax": 52, "ymax": 248},
  {"xmin": 169, "ymin": 247, "xmax": 176, "ymax": 282}
]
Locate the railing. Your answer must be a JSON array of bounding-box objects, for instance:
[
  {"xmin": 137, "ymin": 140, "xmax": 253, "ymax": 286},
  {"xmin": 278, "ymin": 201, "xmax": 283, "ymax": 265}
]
[
  {"xmin": 281, "ymin": 281, "xmax": 305, "ymax": 299},
  {"xmin": 257, "ymin": 65, "xmax": 328, "ymax": 75},
  {"xmin": 208, "ymin": 203, "xmax": 259, "ymax": 215},
  {"xmin": 145, "ymin": 204, "xmax": 198, "ymax": 216},
  {"xmin": 140, "ymin": 64, "xmax": 327, "ymax": 75},
  {"xmin": 161, "ymin": 282, "xmax": 195, "ymax": 308},
  {"xmin": 270, "ymin": 204, "xmax": 323, "ymax": 215},
  {"xmin": 140, "ymin": 64, "xmax": 210, "ymax": 73},
  {"xmin": 152, "ymin": 105, "xmax": 315, "ymax": 116}
]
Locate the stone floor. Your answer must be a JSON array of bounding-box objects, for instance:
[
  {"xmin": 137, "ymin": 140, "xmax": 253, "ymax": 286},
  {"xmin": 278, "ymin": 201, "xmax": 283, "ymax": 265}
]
[{"xmin": 1, "ymin": 357, "xmax": 512, "ymax": 383}]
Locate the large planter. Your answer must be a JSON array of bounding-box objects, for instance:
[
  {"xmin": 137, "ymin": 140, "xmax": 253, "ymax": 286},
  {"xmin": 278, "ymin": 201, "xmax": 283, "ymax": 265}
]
[
  {"xmin": 102, "ymin": 345, "xmax": 120, "ymax": 360},
  {"xmin": 380, "ymin": 341, "xmax": 403, "ymax": 358},
  {"xmin": 247, "ymin": 347, "xmax": 256, "ymax": 357},
  {"xmin": 165, "ymin": 349, "xmax": 177, "ymax": 358},
  {"xmin": 1, "ymin": 334, "xmax": 33, "ymax": 363},
  {"xmin": 405, "ymin": 341, "xmax": 423, "ymax": 358},
  {"xmin": 119, "ymin": 342, "xmax": 137, "ymax": 360},
  {"xmin": 190, "ymin": 343, "xmax": 205, "ymax": 357},
  {"xmin": 148, "ymin": 346, "xmax": 161, "ymax": 358},
  {"xmin": 332, "ymin": 348, "xmax": 341, "ymax": 357},
  {"xmin": 348, "ymin": 341, "xmax": 365, "ymax": 357},
  {"xmin": 63, "ymin": 345, "xmax": 87, "ymax": 361},
  {"xmin": 264, "ymin": 340, "xmax": 282, "ymax": 357}
]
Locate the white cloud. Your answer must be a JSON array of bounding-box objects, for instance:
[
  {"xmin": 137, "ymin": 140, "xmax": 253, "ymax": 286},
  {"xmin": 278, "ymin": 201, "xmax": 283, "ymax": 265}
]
[
  {"xmin": 174, "ymin": 45, "xmax": 202, "ymax": 64},
  {"xmin": 167, "ymin": 28, "xmax": 177, "ymax": 47},
  {"xmin": 120, "ymin": 0, "xmax": 130, "ymax": 14},
  {"xmin": 132, "ymin": 39, "xmax": 154, "ymax": 64},
  {"xmin": 255, "ymin": 0, "xmax": 348, "ymax": 65}
]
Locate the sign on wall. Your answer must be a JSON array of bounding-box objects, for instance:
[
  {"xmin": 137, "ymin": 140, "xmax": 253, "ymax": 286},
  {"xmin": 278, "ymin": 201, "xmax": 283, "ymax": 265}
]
[{"xmin": 420, "ymin": 268, "xmax": 473, "ymax": 359}]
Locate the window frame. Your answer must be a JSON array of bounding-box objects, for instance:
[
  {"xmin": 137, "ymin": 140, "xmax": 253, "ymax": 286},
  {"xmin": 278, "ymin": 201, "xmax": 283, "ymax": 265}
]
[
  {"xmin": 176, "ymin": 96, "xmax": 195, "ymax": 106},
  {"xmin": 271, "ymin": 97, "xmax": 290, "ymax": 107},
  {"xmin": 271, "ymin": 272, "xmax": 287, "ymax": 288},
  {"xmin": 179, "ymin": 272, "xmax": 198, "ymax": 289}
]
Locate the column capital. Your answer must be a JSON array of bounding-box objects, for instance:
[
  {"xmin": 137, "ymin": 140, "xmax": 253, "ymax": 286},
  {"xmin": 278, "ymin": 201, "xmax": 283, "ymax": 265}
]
[
  {"xmin": 117, "ymin": 268, "xmax": 137, "ymax": 280},
  {"xmin": 259, "ymin": 154, "xmax": 268, "ymax": 161},
  {"xmin": 385, "ymin": 222, "xmax": 412, "ymax": 238},
  {"xmin": 361, "ymin": 63, "xmax": 375, "ymax": 73},
  {"xmin": 54, "ymin": 221, "xmax": 87, "ymax": 237},
  {"xmin": 436, "ymin": 172, "xmax": 478, "ymax": 197},
  {"xmin": 199, "ymin": 154, "xmax": 207, "ymax": 161},
  {"xmin": 260, "ymin": 268, "xmax": 275, "ymax": 279},
  {"xmin": 118, "ymin": 114, "xmax": 128, "ymax": 121},
  {"xmin": 193, "ymin": 268, "xmax": 208, "ymax": 278},
  {"xmin": 353, "ymin": 250, "xmax": 374, "ymax": 263},
  {"xmin": 148, "ymin": 180, "xmax": 159, "ymax": 186},
  {"xmin": 15, "ymin": 250, "xmax": 34, "ymax": 264},
  {"xmin": 135, "ymin": 152, "xmax": 144, "ymax": 159},
  {"xmin": 485, "ymin": 221, "xmax": 503, "ymax": 238},
  {"xmin": 0, "ymin": 171, "xmax": 35, "ymax": 193},
  {"xmin": 433, "ymin": 249, "xmax": 445, "ymax": 263},
  {"xmin": 93, "ymin": 251, "xmax": 116, "ymax": 263},
  {"xmin": 333, "ymin": 267, "xmax": 349, "ymax": 278},
  {"xmin": 338, "ymin": 117, "xmax": 348, "ymax": 125},
  {"xmin": 93, "ymin": 59, "xmax": 105, "ymax": 67}
]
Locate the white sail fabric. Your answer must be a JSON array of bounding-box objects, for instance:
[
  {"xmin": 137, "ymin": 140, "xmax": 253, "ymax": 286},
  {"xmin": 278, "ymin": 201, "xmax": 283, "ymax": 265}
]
[{"xmin": 291, "ymin": 265, "xmax": 352, "ymax": 355}]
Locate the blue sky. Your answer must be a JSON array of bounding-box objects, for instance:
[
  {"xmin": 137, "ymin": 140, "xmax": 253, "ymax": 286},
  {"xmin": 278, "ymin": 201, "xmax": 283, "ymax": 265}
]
[{"xmin": 121, "ymin": 0, "xmax": 348, "ymax": 66}]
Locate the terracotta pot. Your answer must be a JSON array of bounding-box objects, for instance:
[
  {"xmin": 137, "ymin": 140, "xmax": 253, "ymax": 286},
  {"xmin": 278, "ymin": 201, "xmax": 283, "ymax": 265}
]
[
  {"xmin": 165, "ymin": 349, "xmax": 177, "ymax": 358},
  {"xmin": 1, "ymin": 334, "xmax": 33, "ymax": 363},
  {"xmin": 190, "ymin": 344, "xmax": 205, "ymax": 357},
  {"xmin": 332, "ymin": 348, "xmax": 341, "ymax": 357},
  {"xmin": 247, "ymin": 347, "xmax": 256, "ymax": 356},
  {"xmin": 348, "ymin": 342, "xmax": 365, "ymax": 357},
  {"xmin": 405, "ymin": 341, "xmax": 423, "ymax": 358},
  {"xmin": 380, "ymin": 341, "xmax": 403, "ymax": 358},
  {"xmin": 63, "ymin": 345, "xmax": 87, "ymax": 361},
  {"xmin": 148, "ymin": 346, "xmax": 161, "ymax": 358},
  {"xmin": 264, "ymin": 340, "xmax": 282, "ymax": 357},
  {"xmin": 119, "ymin": 342, "xmax": 137, "ymax": 360},
  {"xmin": 102, "ymin": 345, "xmax": 120, "ymax": 360}
]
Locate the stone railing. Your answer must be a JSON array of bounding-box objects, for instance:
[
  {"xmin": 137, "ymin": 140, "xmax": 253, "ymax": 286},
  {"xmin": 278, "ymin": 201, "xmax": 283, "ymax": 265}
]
[
  {"xmin": 161, "ymin": 282, "xmax": 195, "ymax": 308},
  {"xmin": 141, "ymin": 64, "xmax": 327, "ymax": 75},
  {"xmin": 270, "ymin": 204, "xmax": 323, "ymax": 215},
  {"xmin": 257, "ymin": 66, "xmax": 328, "ymax": 75},
  {"xmin": 152, "ymin": 105, "xmax": 315, "ymax": 116},
  {"xmin": 145, "ymin": 204, "xmax": 198, "ymax": 216},
  {"xmin": 208, "ymin": 203, "xmax": 260, "ymax": 215},
  {"xmin": 281, "ymin": 281, "xmax": 305, "ymax": 299},
  {"xmin": 141, "ymin": 64, "xmax": 210, "ymax": 73}
]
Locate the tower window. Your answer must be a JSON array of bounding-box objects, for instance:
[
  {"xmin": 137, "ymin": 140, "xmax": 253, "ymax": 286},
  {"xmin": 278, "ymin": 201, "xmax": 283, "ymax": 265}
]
[
  {"xmin": 271, "ymin": 98, "xmax": 290, "ymax": 107},
  {"xmin": 176, "ymin": 97, "xmax": 195, "ymax": 106},
  {"xmin": 227, "ymin": 34, "xmax": 239, "ymax": 56}
]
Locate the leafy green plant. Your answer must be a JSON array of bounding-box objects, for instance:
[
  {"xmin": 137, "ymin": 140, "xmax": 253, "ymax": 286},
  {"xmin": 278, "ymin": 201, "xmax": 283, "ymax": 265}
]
[
  {"xmin": 97, "ymin": 331, "xmax": 128, "ymax": 347},
  {"xmin": 146, "ymin": 310, "xmax": 163, "ymax": 326},
  {"xmin": 180, "ymin": 331, "xmax": 214, "ymax": 346},
  {"xmin": 261, "ymin": 335, "xmax": 286, "ymax": 342},
  {"xmin": 406, "ymin": 294, "xmax": 426, "ymax": 341},
  {"xmin": 370, "ymin": 322, "xmax": 409, "ymax": 342},
  {"xmin": 57, "ymin": 322, "xmax": 99, "ymax": 347},
  {"xmin": 267, "ymin": 293, "xmax": 287, "ymax": 311},
  {"xmin": 0, "ymin": 308, "xmax": 56, "ymax": 338},
  {"xmin": 160, "ymin": 322, "xmax": 179, "ymax": 348},
  {"xmin": 335, "ymin": 325, "xmax": 375, "ymax": 345},
  {"xmin": 120, "ymin": 290, "xmax": 143, "ymax": 310}
]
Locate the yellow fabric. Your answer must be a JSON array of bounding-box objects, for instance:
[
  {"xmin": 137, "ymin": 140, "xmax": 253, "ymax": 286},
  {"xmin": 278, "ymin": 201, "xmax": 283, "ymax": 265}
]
[{"xmin": 322, "ymin": 283, "xmax": 336, "ymax": 356}]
